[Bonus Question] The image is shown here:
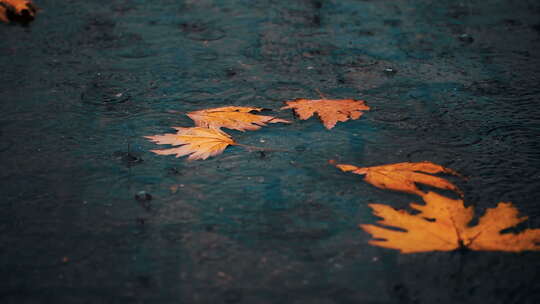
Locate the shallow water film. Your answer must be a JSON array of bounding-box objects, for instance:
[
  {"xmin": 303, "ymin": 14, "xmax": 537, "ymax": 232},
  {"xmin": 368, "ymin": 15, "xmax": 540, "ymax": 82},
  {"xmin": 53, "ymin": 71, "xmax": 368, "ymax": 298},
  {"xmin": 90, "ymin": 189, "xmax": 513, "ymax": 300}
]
[{"xmin": 1, "ymin": 0, "xmax": 540, "ymax": 303}]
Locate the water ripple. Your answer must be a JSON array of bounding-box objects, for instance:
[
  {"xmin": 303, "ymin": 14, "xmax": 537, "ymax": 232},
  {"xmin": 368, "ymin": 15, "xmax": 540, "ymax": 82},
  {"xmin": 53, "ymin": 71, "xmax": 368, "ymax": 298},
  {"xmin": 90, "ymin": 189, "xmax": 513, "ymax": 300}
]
[{"xmin": 179, "ymin": 21, "xmax": 227, "ymax": 41}]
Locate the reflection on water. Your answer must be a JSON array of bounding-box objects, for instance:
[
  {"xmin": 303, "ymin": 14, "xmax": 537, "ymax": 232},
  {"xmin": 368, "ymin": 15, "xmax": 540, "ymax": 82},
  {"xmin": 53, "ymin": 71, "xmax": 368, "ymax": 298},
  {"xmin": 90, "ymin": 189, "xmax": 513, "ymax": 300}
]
[{"xmin": 1, "ymin": 0, "xmax": 540, "ymax": 303}]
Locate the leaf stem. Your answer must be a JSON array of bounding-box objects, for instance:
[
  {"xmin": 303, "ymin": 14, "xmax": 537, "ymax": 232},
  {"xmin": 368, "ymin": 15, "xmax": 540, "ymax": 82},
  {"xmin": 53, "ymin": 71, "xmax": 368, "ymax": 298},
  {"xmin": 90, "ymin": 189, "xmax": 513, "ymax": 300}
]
[{"xmin": 315, "ymin": 88, "xmax": 327, "ymax": 99}]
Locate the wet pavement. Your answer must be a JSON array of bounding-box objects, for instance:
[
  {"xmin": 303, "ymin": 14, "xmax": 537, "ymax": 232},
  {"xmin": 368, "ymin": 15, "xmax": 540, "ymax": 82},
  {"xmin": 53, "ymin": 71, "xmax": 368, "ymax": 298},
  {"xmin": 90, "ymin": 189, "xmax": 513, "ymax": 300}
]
[{"xmin": 1, "ymin": 0, "xmax": 540, "ymax": 303}]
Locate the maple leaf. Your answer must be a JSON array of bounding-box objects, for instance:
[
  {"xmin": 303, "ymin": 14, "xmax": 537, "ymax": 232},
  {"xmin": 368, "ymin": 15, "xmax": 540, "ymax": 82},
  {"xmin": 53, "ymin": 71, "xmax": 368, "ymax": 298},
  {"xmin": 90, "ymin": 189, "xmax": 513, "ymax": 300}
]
[
  {"xmin": 187, "ymin": 106, "xmax": 290, "ymax": 132},
  {"xmin": 361, "ymin": 191, "xmax": 540, "ymax": 253},
  {"xmin": 281, "ymin": 98, "xmax": 370, "ymax": 129},
  {"xmin": 145, "ymin": 127, "xmax": 235, "ymax": 160},
  {"xmin": 0, "ymin": 0, "xmax": 37, "ymax": 24},
  {"xmin": 336, "ymin": 161, "xmax": 463, "ymax": 197}
]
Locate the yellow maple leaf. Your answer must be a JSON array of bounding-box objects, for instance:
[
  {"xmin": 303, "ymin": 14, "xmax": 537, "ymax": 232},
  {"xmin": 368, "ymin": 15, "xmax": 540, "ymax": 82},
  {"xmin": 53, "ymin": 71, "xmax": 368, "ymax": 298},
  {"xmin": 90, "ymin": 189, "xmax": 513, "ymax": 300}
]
[
  {"xmin": 145, "ymin": 127, "xmax": 235, "ymax": 160},
  {"xmin": 187, "ymin": 106, "xmax": 290, "ymax": 132},
  {"xmin": 0, "ymin": 0, "xmax": 37, "ymax": 24},
  {"xmin": 361, "ymin": 191, "xmax": 540, "ymax": 253},
  {"xmin": 281, "ymin": 98, "xmax": 369, "ymax": 129},
  {"xmin": 336, "ymin": 161, "xmax": 463, "ymax": 197}
]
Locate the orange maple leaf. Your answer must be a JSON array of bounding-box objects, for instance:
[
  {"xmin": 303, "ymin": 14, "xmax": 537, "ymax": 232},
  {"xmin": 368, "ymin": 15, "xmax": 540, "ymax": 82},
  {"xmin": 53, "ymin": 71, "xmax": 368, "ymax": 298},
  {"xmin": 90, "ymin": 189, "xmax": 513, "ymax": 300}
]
[
  {"xmin": 281, "ymin": 98, "xmax": 369, "ymax": 129},
  {"xmin": 361, "ymin": 191, "xmax": 540, "ymax": 253},
  {"xmin": 145, "ymin": 127, "xmax": 235, "ymax": 160},
  {"xmin": 336, "ymin": 161, "xmax": 463, "ymax": 197},
  {"xmin": 0, "ymin": 0, "xmax": 37, "ymax": 24},
  {"xmin": 187, "ymin": 106, "xmax": 290, "ymax": 132}
]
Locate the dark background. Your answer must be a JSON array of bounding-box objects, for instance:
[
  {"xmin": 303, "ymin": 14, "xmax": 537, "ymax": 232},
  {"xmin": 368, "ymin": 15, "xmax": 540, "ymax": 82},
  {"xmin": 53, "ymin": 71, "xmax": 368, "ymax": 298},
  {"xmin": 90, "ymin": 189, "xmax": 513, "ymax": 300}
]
[{"xmin": 1, "ymin": 0, "xmax": 540, "ymax": 303}]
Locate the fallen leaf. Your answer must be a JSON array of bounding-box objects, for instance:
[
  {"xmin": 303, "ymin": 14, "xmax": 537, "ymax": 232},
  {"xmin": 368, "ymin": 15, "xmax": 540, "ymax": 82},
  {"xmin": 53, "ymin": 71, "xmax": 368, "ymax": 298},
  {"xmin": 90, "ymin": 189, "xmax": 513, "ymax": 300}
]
[
  {"xmin": 281, "ymin": 98, "xmax": 369, "ymax": 129},
  {"xmin": 336, "ymin": 161, "xmax": 463, "ymax": 197},
  {"xmin": 145, "ymin": 127, "xmax": 235, "ymax": 160},
  {"xmin": 361, "ymin": 191, "xmax": 540, "ymax": 253},
  {"xmin": 187, "ymin": 106, "xmax": 290, "ymax": 132},
  {"xmin": 0, "ymin": 5, "xmax": 6, "ymax": 23},
  {"xmin": 0, "ymin": 0, "xmax": 37, "ymax": 24}
]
